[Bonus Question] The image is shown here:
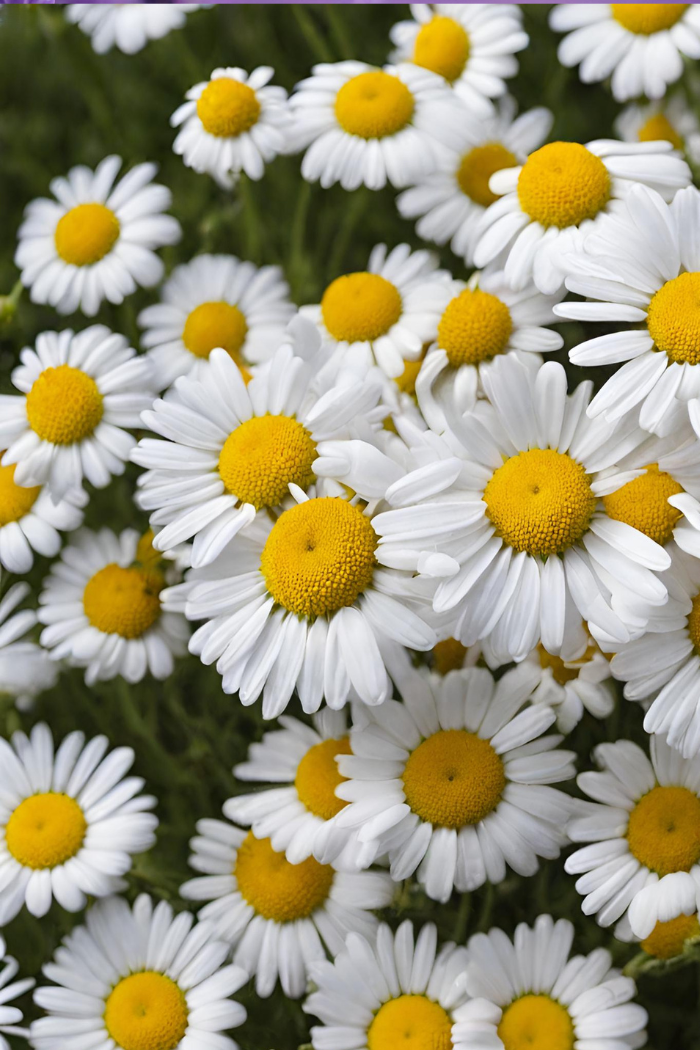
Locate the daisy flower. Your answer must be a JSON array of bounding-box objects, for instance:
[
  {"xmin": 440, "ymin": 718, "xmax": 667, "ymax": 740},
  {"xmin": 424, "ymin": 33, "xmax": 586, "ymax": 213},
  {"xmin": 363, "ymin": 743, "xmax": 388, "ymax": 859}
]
[
  {"xmin": 180, "ymin": 817, "xmax": 393, "ymax": 999},
  {"xmin": 0, "ymin": 584, "xmax": 58, "ymax": 710},
  {"xmin": 566, "ymin": 736, "xmax": 700, "ymax": 938},
  {"xmin": 0, "ymin": 937, "xmax": 34, "ymax": 1050},
  {"xmin": 171, "ymin": 66, "xmax": 291, "ymax": 188},
  {"xmin": 304, "ymin": 920, "xmax": 470, "ymax": 1050},
  {"xmin": 0, "ymin": 327, "xmax": 154, "ymax": 500},
  {"xmin": 138, "ymin": 253, "xmax": 295, "ymax": 389},
  {"xmin": 473, "ymin": 138, "xmax": 690, "ymax": 294},
  {"xmin": 615, "ymin": 94, "xmax": 700, "ymax": 165},
  {"xmin": 549, "ymin": 4, "xmax": 700, "ymax": 103},
  {"xmin": 389, "ymin": 4, "xmax": 528, "ymax": 117},
  {"xmin": 38, "ymin": 527, "xmax": 190, "ymax": 685},
  {"xmin": 0, "ymin": 722, "xmax": 157, "ymax": 924},
  {"xmin": 523, "ymin": 633, "xmax": 616, "ymax": 734},
  {"xmin": 619, "ymin": 911, "xmax": 700, "ymax": 961},
  {"xmin": 0, "ymin": 461, "xmax": 86, "ymax": 574},
  {"xmin": 453, "ymin": 914, "xmax": 647, "ymax": 1050},
  {"xmin": 31, "ymin": 894, "xmax": 247, "ymax": 1050},
  {"xmin": 15, "ymin": 155, "xmax": 180, "ymax": 316},
  {"xmin": 65, "ymin": 4, "xmax": 201, "ymax": 54}
]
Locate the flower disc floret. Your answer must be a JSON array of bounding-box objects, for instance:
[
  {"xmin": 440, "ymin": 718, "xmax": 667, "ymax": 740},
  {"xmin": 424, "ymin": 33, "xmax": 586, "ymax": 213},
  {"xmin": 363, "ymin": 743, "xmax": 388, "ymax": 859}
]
[
  {"xmin": 5, "ymin": 792, "xmax": 87, "ymax": 869},
  {"xmin": 182, "ymin": 301, "xmax": 248, "ymax": 361},
  {"xmin": 431, "ymin": 637, "xmax": 468, "ymax": 675},
  {"xmin": 334, "ymin": 71, "xmax": 415, "ymax": 139},
  {"xmin": 54, "ymin": 203, "xmax": 120, "ymax": 266},
  {"xmin": 646, "ymin": 272, "xmax": 700, "ymax": 365},
  {"xmin": 321, "ymin": 272, "xmax": 403, "ymax": 343},
  {"xmin": 294, "ymin": 737, "xmax": 352, "ymax": 820},
  {"xmin": 196, "ymin": 77, "xmax": 261, "ymax": 137},
  {"xmin": 517, "ymin": 142, "xmax": 611, "ymax": 229},
  {"xmin": 611, "ymin": 4, "xmax": 689, "ymax": 34},
  {"xmin": 104, "ymin": 972, "xmax": 188, "ymax": 1050},
  {"xmin": 497, "ymin": 995, "xmax": 574, "ymax": 1050},
  {"xmin": 0, "ymin": 461, "xmax": 40, "ymax": 525},
  {"xmin": 687, "ymin": 593, "xmax": 700, "ymax": 653},
  {"xmin": 412, "ymin": 15, "xmax": 470, "ymax": 83},
  {"xmin": 234, "ymin": 831, "xmax": 333, "ymax": 921},
  {"xmin": 638, "ymin": 113, "xmax": 683, "ymax": 150},
  {"xmin": 83, "ymin": 563, "xmax": 163, "ymax": 638},
  {"xmin": 603, "ymin": 466, "xmax": 682, "ymax": 546},
  {"xmin": 457, "ymin": 142, "xmax": 517, "ymax": 207},
  {"xmin": 438, "ymin": 288, "xmax": 513, "ymax": 367},
  {"xmin": 26, "ymin": 365, "xmax": 104, "ymax": 445},
  {"xmin": 367, "ymin": 995, "xmax": 453, "ymax": 1050},
  {"xmin": 218, "ymin": 415, "xmax": 317, "ymax": 510},
  {"xmin": 626, "ymin": 785, "xmax": 700, "ymax": 877}
]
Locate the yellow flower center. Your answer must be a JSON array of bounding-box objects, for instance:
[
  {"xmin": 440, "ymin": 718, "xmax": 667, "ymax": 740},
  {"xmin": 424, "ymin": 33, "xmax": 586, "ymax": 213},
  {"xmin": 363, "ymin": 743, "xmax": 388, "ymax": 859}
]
[
  {"xmin": 432, "ymin": 637, "xmax": 468, "ymax": 675},
  {"xmin": 412, "ymin": 15, "xmax": 470, "ymax": 83},
  {"xmin": 334, "ymin": 71, "xmax": 415, "ymax": 139},
  {"xmin": 687, "ymin": 592, "xmax": 700, "ymax": 653},
  {"xmin": 647, "ymin": 272, "xmax": 700, "ymax": 365},
  {"xmin": 641, "ymin": 913, "xmax": 700, "ymax": 959},
  {"xmin": 136, "ymin": 529, "xmax": 164, "ymax": 569},
  {"xmin": 457, "ymin": 142, "xmax": 518, "ymax": 208},
  {"xmin": 5, "ymin": 793, "xmax": 87, "ymax": 869},
  {"xmin": 517, "ymin": 142, "xmax": 611, "ymax": 229},
  {"xmin": 196, "ymin": 77, "xmax": 261, "ymax": 137},
  {"xmin": 26, "ymin": 365, "xmax": 104, "ymax": 445},
  {"xmin": 83, "ymin": 563, "xmax": 163, "ymax": 639},
  {"xmin": 294, "ymin": 737, "xmax": 352, "ymax": 820},
  {"xmin": 537, "ymin": 642, "xmax": 596, "ymax": 685},
  {"xmin": 627, "ymin": 785, "xmax": 700, "ymax": 877},
  {"xmin": 497, "ymin": 995, "xmax": 574, "ymax": 1050},
  {"xmin": 182, "ymin": 301, "xmax": 248, "ymax": 362},
  {"xmin": 55, "ymin": 203, "xmax": 120, "ymax": 267},
  {"xmin": 218, "ymin": 415, "xmax": 317, "ymax": 510},
  {"xmin": 367, "ymin": 995, "xmax": 453, "ymax": 1050},
  {"xmin": 234, "ymin": 831, "xmax": 333, "ymax": 921},
  {"xmin": 104, "ymin": 972, "xmax": 188, "ymax": 1050},
  {"xmin": 0, "ymin": 460, "xmax": 41, "ymax": 525},
  {"xmin": 395, "ymin": 348, "xmax": 428, "ymax": 397},
  {"xmin": 611, "ymin": 4, "xmax": 689, "ymax": 34},
  {"xmin": 402, "ymin": 728, "xmax": 505, "ymax": 829},
  {"xmin": 321, "ymin": 272, "xmax": 403, "ymax": 343},
  {"xmin": 261, "ymin": 497, "xmax": 377, "ymax": 619},
  {"xmin": 603, "ymin": 465, "xmax": 683, "ymax": 546},
  {"xmin": 438, "ymin": 288, "xmax": 513, "ymax": 368},
  {"xmin": 638, "ymin": 113, "xmax": 684, "ymax": 151},
  {"xmin": 484, "ymin": 448, "xmax": 596, "ymax": 558}
]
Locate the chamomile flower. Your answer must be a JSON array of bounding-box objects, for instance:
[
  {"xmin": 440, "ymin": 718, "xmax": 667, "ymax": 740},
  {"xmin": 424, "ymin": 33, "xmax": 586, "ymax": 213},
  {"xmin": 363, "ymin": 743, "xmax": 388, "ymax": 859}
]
[
  {"xmin": 0, "ymin": 723, "xmax": 157, "ymax": 924},
  {"xmin": 334, "ymin": 665, "xmax": 575, "ymax": 902},
  {"xmin": 171, "ymin": 67, "xmax": 291, "ymax": 188},
  {"xmin": 0, "ymin": 584, "xmax": 58, "ymax": 709},
  {"xmin": 65, "ymin": 4, "xmax": 201, "ymax": 54},
  {"xmin": 618, "ymin": 911, "xmax": 700, "ymax": 960},
  {"xmin": 550, "ymin": 4, "xmax": 700, "ymax": 103},
  {"xmin": 0, "ymin": 463, "xmax": 86, "ymax": 575},
  {"xmin": 453, "ymin": 914, "xmax": 647, "ymax": 1050},
  {"xmin": 31, "ymin": 894, "xmax": 247, "ymax": 1050},
  {"xmin": 473, "ymin": 138, "xmax": 690, "ymax": 294},
  {"xmin": 566, "ymin": 737, "xmax": 700, "ymax": 938},
  {"xmin": 138, "ymin": 254, "xmax": 295, "ymax": 389},
  {"xmin": 0, "ymin": 937, "xmax": 34, "ymax": 1050},
  {"xmin": 180, "ymin": 817, "xmax": 393, "ymax": 999},
  {"xmin": 15, "ymin": 155, "xmax": 180, "ymax": 316},
  {"xmin": 615, "ymin": 94, "xmax": 700, "ymax": 165},
  {"xmin": 304, "ymin": 920, "xmax": 470, "ymax": 1050},
  {"xmin": 38, "ymin": 527, "xmax": 190, "ymax": 685},
  {"xmin": 0, "ymin": 327, "xmax": 154, "ymax": 501},
  {"xmin": 524, "ymin": 633, "xmax": 616, "ymax": 734}
]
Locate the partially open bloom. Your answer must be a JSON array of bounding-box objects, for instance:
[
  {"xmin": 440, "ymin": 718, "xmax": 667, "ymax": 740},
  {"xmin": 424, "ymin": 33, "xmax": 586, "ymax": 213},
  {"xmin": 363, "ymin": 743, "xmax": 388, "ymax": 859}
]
[
  {"xmin": 618, "ymin": 910, "xmax": 700, "ymax": 960},
  {"xmin": 65, "ymin": 4, "xmax": 201, "ymax": 54},
  {"xmin": 524, "ymin": 631, "xmax": 616, "ymax": 734},
  {"xmin": 0, "ymin": 584, "xmax": 58, "ymax": 710},
  {"xmin": 0, "ymin": 465, "xmax": 85, "ymax": 575},
  {"xmin": 616, "ymin": 94, "xmax": 700, "ymax": 165},
  {"xmin": 0, "ymin": 937, "xmax": 33, "ymax": 1050}
]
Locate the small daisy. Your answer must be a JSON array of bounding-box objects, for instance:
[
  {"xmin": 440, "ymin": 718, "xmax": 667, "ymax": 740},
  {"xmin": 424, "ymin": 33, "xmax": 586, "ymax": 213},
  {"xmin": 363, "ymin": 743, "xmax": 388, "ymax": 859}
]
[
  {"xmin": 65, "ymin": 4, "xmax": 201, "ymax": 54},
  {"xmin": 616, "ymin": 94, "xmax": 700, "ymax": 165},
  {"xmin": 0, "ymin": 327, "xmax": 154, "ymax": 500},
  {"xmin": 0, "ymin": 722, "xmax": 157, "ymax": 924},
  {"xmin": 619, "ymin": 911, "xmax": 700, "ymax": 960},
  {"xmin": 172, "ymin": 66, "xmax": 291, "ymax": 188},
  {"xmin": 304, "ymin": 919, "xmax": 470, "ymax": 1050},
  {"xmin": 524, "ymin": 632, "xmax": 616, "ymax": 734},
  {"xmin": 550, "ymin": 4, "xmax": 700, "ymax": 103},
  {"xmin": 31, "ymin": 894, "xmax": 247, "ymax": 1050},
  {"xmin": 0, "ymin": 460, "xmax": 86, "ymax": 574},
  {"xmin": 0, "ymin": 937, "xmax": 34, "ymax": 1050},
  {"xmin": 15, "ymin": 155, "xmax": 180, "ymax": 316},
  {"xmin": 180, "ymin": 817, "xmax": 393, "ymax": 999},
  {"xmin": 567, "ymin": 736, "xmax": 700, "ymax": 938},
  {"xmin": 473, "ymin": 138, "xmax": 690, "ymax": 294},
  {"xmin": 38, "ymin": 526, "xmax": 190, "ymax": 685},
  {"xmin": 453, "ymin": 913, "xmax": 647, "ymax": 1050},
  {"xmin": 138, "ymin": 253, "xmax": 295, "ymax": 389},
  {"xmin": 0, "ymin": 584, "xmax": 58, "ymax": 710},
  {"xmin": 390, "ymin": 4, "xmax": 528, "ymax": 117}
]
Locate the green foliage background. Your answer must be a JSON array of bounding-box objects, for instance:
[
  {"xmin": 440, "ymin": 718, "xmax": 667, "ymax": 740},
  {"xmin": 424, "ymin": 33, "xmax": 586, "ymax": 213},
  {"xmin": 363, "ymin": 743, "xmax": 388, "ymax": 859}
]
[{"xmin": 0, "ymin": 5, "xmax": 698, "ymax": 1048}]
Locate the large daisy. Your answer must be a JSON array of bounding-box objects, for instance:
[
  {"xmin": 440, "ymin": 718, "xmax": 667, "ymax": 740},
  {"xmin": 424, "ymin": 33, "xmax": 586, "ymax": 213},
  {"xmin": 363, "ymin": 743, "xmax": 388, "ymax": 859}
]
[
  {"xmin": 0, "ymin": 937, "xmax": 34, "ymax": 1050},
  {"xmin": 0, "ymin": 462, "xmax": 86, "ymax": 575},
  {"xmin": 0, "ymin": 584, "xmax": 58, "ymax": 710},
  {"xmin": 15, "ymin": 155, "xmax": 180, "ymax": 316},
  {"xmin": 615, "ymin": 94, "xmax": 700, "ymax": 165},
  {"xmin": 65, "ymin": 4, "xmax": 202, "ymax": 54}
]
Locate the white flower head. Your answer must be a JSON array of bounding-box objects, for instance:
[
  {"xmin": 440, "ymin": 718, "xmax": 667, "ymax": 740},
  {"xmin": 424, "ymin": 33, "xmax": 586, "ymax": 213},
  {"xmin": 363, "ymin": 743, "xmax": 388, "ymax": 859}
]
[
  {"xmin": 66, "ymin": 4, "xmax": 202, "ymax": 54},
  {"xmin": 0, "ymin": 462, "xmax": 86, "ymax": 575},
  {"xmin": 615, "ymin": 93, "xmax": 700, "ymax": 165},
  {"xmin": 523, "ymin": 632, "xmax": 616, "ymax": 734}
]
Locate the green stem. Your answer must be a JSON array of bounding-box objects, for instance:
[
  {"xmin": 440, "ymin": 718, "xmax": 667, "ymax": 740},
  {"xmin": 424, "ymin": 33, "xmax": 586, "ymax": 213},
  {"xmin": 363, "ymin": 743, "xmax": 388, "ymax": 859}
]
[
  {"xmin": 292, "ymin": 5, "xmax": 334, "ymax": 63},
  {"xmin": 238, "ymin": 176, "xmax": 263, "ymax": 264},
  {"xmin": 454, "ymin": 892, "xmax": 472, "ymax": 944}
]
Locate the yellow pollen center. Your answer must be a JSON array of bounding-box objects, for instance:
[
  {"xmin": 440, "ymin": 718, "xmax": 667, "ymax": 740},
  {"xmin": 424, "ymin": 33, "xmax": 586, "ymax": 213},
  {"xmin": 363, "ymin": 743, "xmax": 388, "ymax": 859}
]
[
  {"xmin": 5, "ymin": 793, "xmax": 86, "ymax": 869},
  {"xmin": 218, "ymin": 415, "xmax": 317, "ymax": 510},
  {"xmin": 497, "ymin": 995, "xmax": 574, "ymax": 1050},
  {"xmin": 395, "ymin": 346, "xmax": 429, "ymax": 397},
  {"xmin": 432, "ymin": 637, "xmax": 468, "ymax": 675},
  {"xmin": 136, "ymin": 529, "xmax": 164, "ymax": 569},
  {"xmin": 457, "ymin": 142, "xmax": 518, "ymax": 207},
  {"xmin": 687, "ymin": 592, "xmax": 700, "ymax": 654},
  {"xmin": 196, "ymin": 77, "xmax": 261, "ymax": 137},
  {"xmin": 235, "ymin": 831, "xmax": 333, "ymax": 921},
  {"xmin": 641, "ymin": 913, "xmax": 700, "ymax": 959},
  {"xmin": 321, "ymin": 272, "xmax": 403, "ymax": 343},
  {"xmin": 638, "ymin": 113, "xmax": 684, "ymax": 151},
  {"xmin": 295, "ymin": 737, "xmax": 352, "ymax": 820},
  {"xmin": 26, "ymin": 365, "xmax": 104, "ymax": 445},
  {"xmin": 402, "ymin": 728, "xmax": 505, "ymax": 828},
  {"xmin": 538, "ymin": 642, "xmax": 596, "ymax": 685},
  {"xmin": 0, "ymin": 460, "xmax": 41, "ymax": 525},
  {"xmin": 517, "ymin": 142, "xmax": 611, "ymax": 229},
  {"xmin": 182, "ymin": 301, "xmax": 248, "ymax": 362},
  {"xmin": 412, "ymin": 15, "xmax": 470, "ymax": 83},
  {"xmin": 647, "ymin": 272, "xmax": 700, "ymax": 365},
  {"xmin": 83, "ymin": 563, "xmax": 163, "ymax": 639},
  {"xmin": 627, "ymin": 785, "xmax": 700, "ymax": 877},
  {"xmin": 603, "ymin": 465, "xmax": 683, "ymax": 546},
  {"xmin": 611, "ymin": 4, "xmax": 689, "ymax": 34},
  {"xmin": 367, "ymin": 995, "xmax": 453, "ymax": 1050},
  {"xmin": 438, "ymin": 288, "xmax": 513, "ymax": 368},
  {"xmin": 261, "ymin": 497, "xmax": 377, "ymax": 619},
  {"xmin": 55, "ymin": 203, "xmax": 120, "ymax": 267},
  {"xmin": 334, "ymin": 71, "xmax": 415, "ymax": 139},
  {"xmin": 104, "ymin": 972, "xmax": 188, "ymax": 1050},
  {"xmin": 484, "ymin": 448, "xmax": 596, "ymax": 558}
]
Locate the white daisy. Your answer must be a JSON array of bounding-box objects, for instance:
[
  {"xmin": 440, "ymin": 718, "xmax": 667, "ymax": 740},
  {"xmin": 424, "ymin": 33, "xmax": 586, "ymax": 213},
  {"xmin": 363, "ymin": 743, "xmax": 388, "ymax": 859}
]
[
  {"xmin": 138, "ymin": 253, "xmax": 295, "ymax": 389},
  {"xmin": 473, "ymin": 138, "xmax": 690, "ymax": 294},
  {"xmin": 618, "ymin": 910, "xmax": 700, "ymax": 961},
  {"xmin": 31, "ymin": 894, "xmax": 247, "ymax": 1050},
  {"xmin": 38, "ymin": 526, "xmax": 190, "ymax": 685},
  {"xmin": 566, "ymin": 736, "xmax": 700, "ymax": 938},
  {"xmin": 180, "ymin": 816, "xmax": 393, "ymax": 999},
  {"xmin": 0, "ymin": 584, "xmax": 58, "ymax": 710},
  {"xmin": 0, "ymin": 722, "xmax": 157, "ymax": 924},
  {"xmin": 523, "ymin": 633, "xmax": 616, "ymax": 734},
  {"xmin": 453, "ymin": 913, "xmax": 647, "ymax": 1050},
  {"xmin": 15, "ymin": 155, "xmax": 180, "ymax": 316},
  {"xmin": 65, "ymin": 4, "xmax": 202, "ymax": 54},
  {"xmin": 0, "ymin": 936, "xmax": 34, "ymax": 1050},
  {"xmin": 550, "ymin": 4, "xmax": 700, "ymax": 103},
  {"xmin": 0, "ymin": 460, "xmax": 86, "ymax": 574},
  {"xmin": 0, "ymin": 326, "xmax": 154, "ymax": 500},
  {"xmin": 615, "ymin": 93, "xmax": 700, "ymax": 165}
]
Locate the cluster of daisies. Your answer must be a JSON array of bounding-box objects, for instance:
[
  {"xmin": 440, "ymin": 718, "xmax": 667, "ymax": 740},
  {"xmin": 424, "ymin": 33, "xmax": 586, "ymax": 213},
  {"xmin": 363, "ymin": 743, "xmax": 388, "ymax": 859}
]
[{"xmin": 5, "ymin": 3, "xmax": 700, "ymax": 1050}]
